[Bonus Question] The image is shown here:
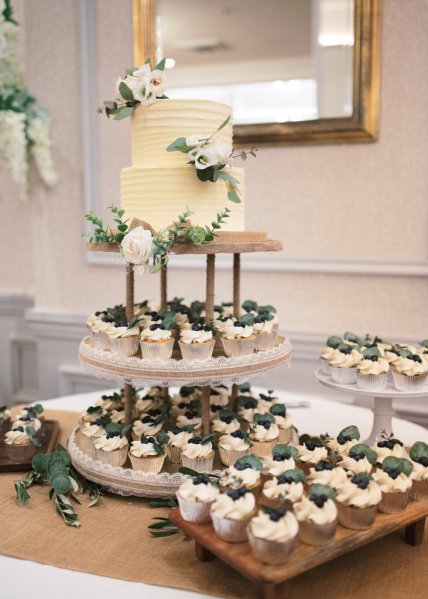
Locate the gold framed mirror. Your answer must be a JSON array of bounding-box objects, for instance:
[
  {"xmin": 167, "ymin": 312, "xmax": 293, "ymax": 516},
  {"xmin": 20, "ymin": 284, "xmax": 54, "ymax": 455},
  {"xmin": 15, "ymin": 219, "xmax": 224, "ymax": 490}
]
[{"xmin": 133, "ymin": 0, "xmax": 381, "ymax": 145}]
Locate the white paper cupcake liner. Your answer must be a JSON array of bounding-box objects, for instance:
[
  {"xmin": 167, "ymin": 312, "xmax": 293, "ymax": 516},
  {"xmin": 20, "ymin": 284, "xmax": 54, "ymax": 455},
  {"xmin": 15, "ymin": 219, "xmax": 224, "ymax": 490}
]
[
  {"xmin": 211, "ymin": 511, "xmax": 253, "ymax": 543},
  {"xmin": 178, "ymin": 340, "xmax": 215, "ymax": 361},
  {"xmin": 166, "ymin": 444, "xmax": 182, "ymax": 464},
  {"xmin": 278, "ymin": 426, "xmax": 293, "ymax": 444},
  {"xmin": 218, "ymin": 446, "xmax": 251, "ymax": 467},
  {"xmin": 221, "ymin": 337, "xmax": 256, "ymax": 357},
  {"xmin": 93, "ymin": 332, "xmax": 110, "ymax": 351},
  {"xmin": 410, "ymin": 479, "xmax": 428, "ymax": 500},
  {"xmin": 177, "ymin": 493, "xmax": 214, "ymax": 524},
  {"xmin": 250, "ymin": 439, "xmax": 278, "ymax": 458},
  {"xmin": 6, "ymin": 443, "xmax": 36, "ymax": 463},
  {"xmin": 356, "ymin": 372, "xmax": 388, "ymax": 391},
  {"xmin": 336, "ymin": 502, "xmax": 378, "ymax": 529},
  {"xmin": 298, "ymin": 518, "xmax": 337, "ymax": 546},
  {"xmin": 330, "ymin": 366, "xmax": 357, "ymax": 385},
  {"xmin": 181, "ymin": 453, "xmax": 214, "ymax": 473},
  {"xmin": 140, "ymin": 339, "xmax": 174, "ymax": 360},
  {"xmin": 378, "ymin": 490, "xmax": 410, "ymax": 513},
  {"xmin": 392, "ymin": 371, "xmax": 428, "ymax": 392},
  {"xmin": 78, "ymin": 433, "xmax": 97, "ymax": 456},
  {"xmin": 95, "ymin": 445, "xmax": 128, "ymax": 467},
  {"xmin": 255, "ymin": 331, "xmax": 276, "ymax": 351},
  {"xmin": 108, "ymin": 336, "xmax": 140, "ymax": 357},
  {"xmin": 320, "ymin": 358, "xmax": 331, "ymax": 376},
  {"xmin": 247, "ymin": 526, "xmax": 296, "ymax": 563},
  {"xmin": 129, "ymin": 452, "xmax": 165, "ymax": 473}
]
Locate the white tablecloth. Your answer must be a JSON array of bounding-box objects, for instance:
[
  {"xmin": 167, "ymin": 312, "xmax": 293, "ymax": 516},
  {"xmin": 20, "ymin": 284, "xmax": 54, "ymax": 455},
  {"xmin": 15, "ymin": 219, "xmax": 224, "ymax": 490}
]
[{"xmin": 2, "ymin": 388, "xmax": 428, "ymax": 599}]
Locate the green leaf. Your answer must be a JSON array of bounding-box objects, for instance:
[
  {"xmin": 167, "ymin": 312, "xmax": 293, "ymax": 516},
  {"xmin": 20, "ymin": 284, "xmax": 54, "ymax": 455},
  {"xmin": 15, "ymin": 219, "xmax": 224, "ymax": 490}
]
[
  {"xmin": 227, "ymin": 189, "xmax": 241, "ymax": 204},
  {"xmin": 51, "ymin": 473, "xmax": 72, "ymax": 495},
  {"xmin": 114, "ymin": 106, "xmax": 134, "ymax": 120},
  {"xmin": 235, "ymin": 455, "xmax": 263, "ymax": 471},
  {"xmin": 278, "ymin": 468, "xmax": 305, "ymax": 483},
  {"xmin": 149, "ymin": 529, "xmax": 179, "ymax": 537},
  {"xmin": 349, "ymin": 444, "xmax": 378, "ymax": 465},
  {"xmin": 216, "ymin": 115, "xmax": 231, "ymax": 132},
  {"xmin": 308, "ymin": 484, "xmax": 337, "ymax": 500},
  {"xmin": 119, "ymin": 82, "xmax": 134, "ymax": 101},
  {"xmin": 14, "ymin": 481, "xmax": 31, "ymax": 506},
  {"xmin": 253, "ymin": 412, "xmax": 275, "ymax": 425},
  {"xmin": 144, "ymin": 57, "xmax": 152, "ymax": 68},
  {"xmin": 216, "ymin": 170, "xmax": 240, "ymax": 187},
  {"xmin": 161, "ymin": 311, "xmax": 176, "ymax": 331},
  {"xmin": 32, "ymin": 453, "xmax": 51, "ymax": 477},
  {"xmin": 409, "ymin": 441, "xmax": 428, "ymax": 462},
  {"xmin": 155, "ymin": 58, "xmax": 166, "ymax": 71},
  {"xmin": 178, "ymin": 466, "xmax": 202, "ymax": 478},
  {"xmin": 270, "ymin": 403, "xmax": 286, "ymax": 417},
  {"xmin": 166, "ymin": 137, "xmax": 193, "ymax": 153},
  {"xmin": 272, "ymin": 444, "xmax": 298, "ymax": 459},
  {"xmin": 338, "ymin": 425, "xmax": 360, "ymax": 441},
  {"xmin": 326, "ymin": 335, "xmax": 342, "ymax": 349}
]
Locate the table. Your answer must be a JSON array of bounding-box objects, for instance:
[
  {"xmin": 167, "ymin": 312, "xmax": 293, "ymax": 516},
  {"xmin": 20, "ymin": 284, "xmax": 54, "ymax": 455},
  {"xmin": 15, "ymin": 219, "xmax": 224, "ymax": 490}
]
[{"xmin": 1, "ymin": 387, "xmax": 428, "ymax": 599}]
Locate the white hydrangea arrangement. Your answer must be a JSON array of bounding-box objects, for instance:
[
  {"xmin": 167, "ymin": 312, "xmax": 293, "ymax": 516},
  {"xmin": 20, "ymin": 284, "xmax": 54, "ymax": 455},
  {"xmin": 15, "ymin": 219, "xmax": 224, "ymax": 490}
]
[{"xmin": 0, "ymin": 0, "xmax": 57, "ymax": 200}]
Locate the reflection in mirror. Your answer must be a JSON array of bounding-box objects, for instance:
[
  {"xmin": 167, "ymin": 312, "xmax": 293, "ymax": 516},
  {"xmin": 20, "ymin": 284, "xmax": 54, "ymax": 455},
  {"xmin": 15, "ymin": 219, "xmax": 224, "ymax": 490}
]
[{"xmin": 157, "ymin": 0, "xmax": 354, "ymax": 125}]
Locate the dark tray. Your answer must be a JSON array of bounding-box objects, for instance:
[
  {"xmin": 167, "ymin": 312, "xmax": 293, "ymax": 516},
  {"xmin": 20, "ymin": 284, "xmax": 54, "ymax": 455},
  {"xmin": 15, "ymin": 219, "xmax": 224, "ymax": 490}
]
[{"xmin": 0, "ymin": 420, "xmax": 61, "ymax": 472}]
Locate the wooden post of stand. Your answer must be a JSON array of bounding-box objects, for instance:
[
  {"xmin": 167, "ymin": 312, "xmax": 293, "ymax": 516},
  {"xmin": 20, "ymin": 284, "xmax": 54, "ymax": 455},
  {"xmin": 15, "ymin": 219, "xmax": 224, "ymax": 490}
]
[
  {"xmin": 124, "ymin": 265, "xmax": 135, "ymax": 426},
  {"xmin": 231, "ymin": 253, "xmax": 241, "ymax": 411},
  {"xmin": 201, "ymin": 254, "xmax": 216, "ymax": 436},
  {"xmin": 160, "ymin": 264, "xmax": 168, "ymax": 311}
]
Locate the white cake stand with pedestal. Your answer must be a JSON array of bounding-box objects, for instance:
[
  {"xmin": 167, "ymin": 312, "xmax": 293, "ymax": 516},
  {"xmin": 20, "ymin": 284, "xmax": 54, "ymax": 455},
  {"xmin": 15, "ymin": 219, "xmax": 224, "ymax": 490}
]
[{"xmin": 315, "ymin": 367, "xmax": 428, "ymax": 445}]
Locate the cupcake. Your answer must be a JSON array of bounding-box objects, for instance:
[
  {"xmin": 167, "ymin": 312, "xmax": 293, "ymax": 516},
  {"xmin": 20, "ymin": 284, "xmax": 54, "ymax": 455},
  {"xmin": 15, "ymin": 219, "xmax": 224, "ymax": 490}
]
[
  {"xmin": 178, "ymin": 323, "xmax": 215, "ymax": 361},
  {"xmin": 212, "ymin": 409, "xmax": 241, "ymax": 443},
  {"xmin": 0, "ymin": 406, "xmax": 11, "ymax": 435},
  {"xmin": 237, "ymin": 396, "xmax": 259, "ymax": 431},
  {"xmin": 269, "ymin": 404, "xmax": 293, "ymax": 443},
  {"xmin": 294, "ymin": 485, "xmax": 338, "ymax": 546},
  {"xmin": 91, "ymin": 315, "xmax": 111, "ymax": 350},
  {"xmin": 329, "ymin": 344, "xmax": 363, "ymax": 384},
  {"xmin": 220, "ymin": 455, "xmax": 263, "ymax": 495},
  {"xmin": 306, "ymin": 460, "xmax": 348, "ymax": 491},
  {"xmin": 209, "ymin": 385, "xmax": 230, "ymax": 406},
  {"xmin": 238, "ymin": 382, "xmax": 253, "ymax": 396},
  {"xmin": 4, "ymin": 424, "xmax": 40, "ymax": 462},
  {"xmin": 140, "ymin": 317, "xmax": 175, "ymax": 361},
  {"xmin": 341, "ymin": 444, "xmax": 378, "ymax": 475},
  {"xmin": 248, "ymin": 506, "xmax": 298, "ymax": 564},
  {"xmin": 129, "ymin": 431, "xmax": 169, "ymax": 473},
  {"xmin": 253, "ymin": 313, "xmax": 276, "ymax": 351},
  {"xmin": 262, "ymin": 444, "xmax": 298, "ymax": 478},
  {"xmin": 134, "ymin": 388, "xmax": 163, "ymax": 415},
  {"xmin": 320, "ymin": 335, "xmax": 342, "ymax": 375},
  {"xmin": 95, "ymin": 392, "xmax": 123, "ymax": 412},
  {"xmin": 296, "ymin": 435, "xmax": 328, "ymax": 474},
  {"xmin": 79, "ymin": 405, "xmax": 106, "ymax": 426},
  {"xmin": 257, "ymin": 305, "xmax": 279, "ymax": 333},
  {"xmin": 132, "ymin": 409, "xmax": 166, "ymax": 439},
  {"xmin": 371, "ymin": 432, "xmax": 404, "ymax": 464},
  {"xmin": 257, "ymin": 390, "xmax": 279, "ymax": 413},
  {"xmin": 261, "ymin": 468, "xmax": 305, "ymax": 509},
  {"xmin": 326, "ymin": 425, "xmax": 361, "ymax": 455},
  {"xmin": 409, "ymin": 441, "xmax": 428, "ymax": 500},
  {"xmin": 13, "ymin": 415, "xmax": 42, "ymax": 433},
  {"xmin": 211, "ymin": 488, "xmax": 256, "ymax": 543},
  {"xmin": 110, "ymin": 406, "xmax": 126, "ymax": 424},
  {"xmin": 94, "ymin": 424, "xmax": 129, "ymax": 467},
  {"xmin": 177, "ymin": 473, "xmax": 220, "ymax": 524},
  {"xmin": 372, "ymin": 456, "xmax": 413, "ymax": 513},
  {"xmin": 249, "ymin": 413, "xmax": 279, "ymax": 457},
  {"xmin": 78, "ymin": 416, "xmax": 110, "ymax": 454},
  {"xmin": 176, "ymin": 409, "xmax": 202, "ymax": 435},
  {"xmin": 181, "ymin": 435, "xmax": 215, "ymax": 473},
  {"xmin": 218, "ymin": 430, "xmax": 252, "ymax": 466},
  {"xmin": 166, "ymin": 426, "xmax": 194, "ymax": 463},
  {"xmin": 221, "ymin": 316, "xmax": 256, "ymax": 357},
  {"xmin": 15, "ymin": 403, "xmax": 45, "ymax": 423},
  {"xmin": 392, "ymin": 354, "xmax": 428, "ymax": 391},
  {"xmin": 357, "ymin": 349, "xmax": 389, "ymax": 391},
  {"xmin": 335, "ymin": 473, "xmax": 382, "ymax": 529},
  {"xmin": 107, "ymin": 320, "xmax": 140, "ymax": 356}
]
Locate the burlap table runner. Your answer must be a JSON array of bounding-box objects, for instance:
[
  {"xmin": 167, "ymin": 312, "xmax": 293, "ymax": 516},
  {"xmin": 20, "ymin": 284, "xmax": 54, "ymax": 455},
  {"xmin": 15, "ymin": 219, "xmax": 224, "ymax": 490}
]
[{"xmin": 1, "ymin": 409, "xmax": 427, "ymax": 599}]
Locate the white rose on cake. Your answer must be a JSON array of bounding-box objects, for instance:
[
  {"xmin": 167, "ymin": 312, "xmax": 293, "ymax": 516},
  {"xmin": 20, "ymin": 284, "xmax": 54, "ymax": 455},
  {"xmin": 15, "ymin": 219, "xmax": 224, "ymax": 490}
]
[
  {"xmin": 121, "ymin": 227, "xmax": 153, "ymax": 265},
  {"xmin": 125, "ymin": 74, "xmax": 156, "ymax": 106},
  {"xmin": 149, "ymin": 69, "xmax": 167, "ymax": 96},
  {"xmin": 191, "ymin": 140, "xmax": 232, "ymax": 170}
]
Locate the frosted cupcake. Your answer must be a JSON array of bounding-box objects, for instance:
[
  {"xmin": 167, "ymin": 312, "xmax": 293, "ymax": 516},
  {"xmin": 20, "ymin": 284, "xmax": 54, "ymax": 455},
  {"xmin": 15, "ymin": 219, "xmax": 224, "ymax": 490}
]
[
  {"xmin": 4, "ymin": 424, "xmax": 40, "ymax": 462},
  {"xmin": 176, "ymin": 409, "xmax": 202, "ymax": 435},
  {"xmin": 249, "ymin": 413, "xmax": 279, "ymax": 457},
  {"xmin": 357, "ymin": 350, "xmax": 389, "ymax": 391},
  {"xmin": 179, "ymin": 323, "xmax": 215, "ymax": 361},
  {"xmin": 218, "ymin": 430, "xmax": 252, "ymax": 466},
  {"xmin": 94, "ymin": 423, "xmax": 129, "ymax": 467},
  {"xmin": 95, "ymin": 392, "xmax": 123, "ymax": 412},
  {"xmin": 253, "ymin": 314, "xmax": 276, "ymax": 351},
  {"xmin": 335, "ymin": 473, "xmax": 382, "ymax": 529},
  {"xmin": 166, "ymin": 426, "xmax": 194, "ymax": 463},
  {"xmin": 15, "ymin": 403, "xmax": 44, "ymax": 423},
  {"xmin": 140, "ymin": 318, "xmax": 175, "ymax": 361},
  {"xmin": 320, "ymin": 335, "xmax": 342, "ymax": 375},
  {"xmin": 212, "ymin": 409, "xmax": 241, "ymax": 443},
  {"xmin": 78, "ymin": 416, "xmax": 110, "ymax": 454},
  {"xmin": 341, "ymin": 444, "xmax": 378, "ymax": 475},
  {"xmin": 221, "ymin": 316, "xmax": 256, "ymax": 357},
  {"xmin": 91, "ymin": 316, "xmax": 111, "ymax": 350},
  {"xmin": 392, "ymin": 354, "xmax": 428, "ymax": 391},
  {"xmin": 294, "ymin": 485, "xmax": 337, "ymax": 546},
  {"xmin": 307, "ymin": 460, "xmax": 348, "ymax": 490},
  {"xmin": 409, "ymin": 441, "xmax": 428, "ymax": 500},
  {"xmin": 110, "ymin": 406, "xmax": 126, "ymax": 424},
  {"xmin": 371, "ymin": 432, "xmax": 404, "ymax": 464},
  {"xmin": 177, "ymin": 473, "xmax": 220, "ymax": 524},
  {"xmin": 257, "ymin": 390, "xmax": 279, "ymax": 413},
  {"xmin": 0, "ymin": 406, "xmax": 12, "ymax": 435},
  {"xmin": 269, "ymin": 404, "xmax": 293, "ymax": 443},
  {"xmin": 132, "ymin": 412, "xmax": 165, "ymax": 439},
  {"xmin": 129, "ymin": 431, "xmax": 169, "ymax": 473},
  {"xmin": 372, "ymin": 456, "xmax": 413, "ymax": 513},
  {"xmin": 262, "ymin": 444, "xmax": 298, "ymax": 478},
  {"xmin": 329, "ymin": 344, "xmax": 363, "ymax": 384},
  {"xmin": 296, "ymin": 435, "xmax": 328, "ymax": 474},
  {"xmin": 261, "ymin": 468, "xmax": 305, "ymax": 509},
  {"xmin": 135, "ymin": 387, "xmax": 163, "ymax": 415},
  {"xmin": 326, "ymin": 425, "xmax": 360, "ymax": 455},
  {"xmin": 237, "ymin": 396, "xmax": 259, "ymax": 431},
  {"xmin": 107, "ymin": 320, "xmax": 140, "ymax": 356},
  {"xmin": 13, "ymin": 415, "xmax": 42, "ymax": 433},
  {"xmin": 79, "ymin": 405, "xmax": 106, "ymax": 426},
  {"xmin": 211, "ymin": 488, "xmax": 256, "ymax": 543},
  {"xmin": 248, "ymin": 507, "xmax": 298, "ymax": 564},
  {"xmin": 181, "ymin": 435, "xmax": 215, "ymax": 473},
  {"xmin": 220, "ymin": 455, "xmax": 263, "ymax": 495},
  {"xmin": 210, "ymin": 385, "xmax": 230, "ymax": 406}
]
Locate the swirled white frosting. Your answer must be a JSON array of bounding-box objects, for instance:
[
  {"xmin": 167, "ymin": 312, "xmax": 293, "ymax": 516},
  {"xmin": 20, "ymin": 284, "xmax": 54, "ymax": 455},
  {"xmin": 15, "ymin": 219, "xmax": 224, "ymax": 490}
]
[
  {"xmin": 253, "ymin": 320, "xmax": 274, "ymax": 334},
  {"xmin": 86, "ymin": 314, "xmax": 99, "ymax": 329},
  {"xmin": 181, "ymin": 442, "xmax": 213, "ymax": 459},
  {"xmin": 178, "ymin": 478, "xmax": 219, "ymax": 503},
  {"xmin": 251, "ymin": 423, "xmax": 279, "ymax": 442},
  {"xmin": 135, "ymin": 396, "xmax": 162, "ymax": 414},
  {"xmin": 220, "ymin": 466, "xmax": 260, "ymax": 488},
  {"xmin": 307, "ymin": 467, "xmax": 348, "ymax": 489},
  {"xmin": 95, "ymin": 396, "xmax": 123, "ymax": 411},
  {"xmin": 238, "ymin": 407, "xmax": 258, "ymax": 422},
  {"xmin": 81, "ymin": 422, "xmax": 104, "ymax": 439},
  {"xmin": 211, "ymin": 492, "xmax": 255, "ymax": 520},
  {"xmin": 273, "ymin": 414, "xmax": 293, "ymax": 429},
  {"xmin": 212, "ymin": 418, "xmax": 240, "ymax": 435},
  {"xmin": 394, "ymin": 357, "xmax": 428, "ymax": 376},
  {"xmin": 5, "ymin": 428, "xmax": 32, "ymax": 445},
  {"xmin": 250, "ymin": 510, "xmax": 298, "ymax": 542},
  {"xmin": 218, "ymin": 435, "xmax": 250, "ymax": 452},
  {"xmin": 263, "ymin": 457, "xmax": 296, "ymax": 476},
  {"xmin": 336, "ymin": 479, "xmax": 381, "ymax": 507},
  {"xmin": 110, "ymin": 409, "xmax": 125, "ymax": 424},
  {"xmin": 79, "ymin": 408, "xmax": 106, "ymax": 423},
  {"xmin": 294, "ymin": 496, "xmax": 337, "ymax": 524},
  {"xmin": 94, "ymin": 434, "xmax": 128, "ymax": 452},
  {"xmin": 257, "ymin": 397, "xmax": 278, "ymax": 412},
  {"xmin": 92, "ymin": 319, "xmax": 111, "ymax": 333},
  {"xmin": 107, "ymin": 325, "xmax": 139, "ymax": 339},
  {"xmin": 321, "ymin": 346, "xmax": 337, "ymax": 361},
  {"xmin": 371, "ymin": 443, "xmax": 404, "ymax": 463},
  {"xmin": 214, "ymin": 317, "xmax": 234, "ymax": 334},
  {"xmin": 327, "ymin": 439, "xmax": 359, "ymax": 455},
  {"xmin": 297, "ymin": 445, "xmax": 328, "ymax": 463},
  {"xmin": 180, "ymin": 329, "xmax": 213, "ymax": 344},
  {"xmin": 372, "ymin": 470, "xmax": 412, "ymax": 492},
  {"xmin": 262, "ymin": 479, "xmax": 304, "ymax": 502},
  {"xmin": 384, "ymin": 351, "xmax": 402, "ymax": 366},
  {"xmin": 330, "ymin": 349, "xmax": 362, "ymax": 368},
  {"xmin": 357, "ymin": 358, "xmax": 389, "ymax": 375},
  {"xmin": 130, "ymin": 440, "xmax": 159, "ymax": 457},
  {"xmin": 13, "ymin": 417, "xmax": 41, "ymax": 432},
  {"xmin": 132, "ymin": 420, "xmax": 163, "ymax": 436},
  {"xmin": 141, "ymin": 327, "xmax": 172, "ymax": 341},
  {"xmin": 221, "ymin": 323, "xmax": 254, "ymax": 340},
  {"xmin": 176, "ymin": 414, "xmax": 202, "ymax": 429},
  {"xmin": 341, "ymin": 455, "xmax": 373, "ymax": 474},
  {"xmin": 168, "ymin": 430, "xmax": 193, "ymax": 448},
  {"xmin": 410, "ymin": 461, "xmax": 428, "ymax": 481}
]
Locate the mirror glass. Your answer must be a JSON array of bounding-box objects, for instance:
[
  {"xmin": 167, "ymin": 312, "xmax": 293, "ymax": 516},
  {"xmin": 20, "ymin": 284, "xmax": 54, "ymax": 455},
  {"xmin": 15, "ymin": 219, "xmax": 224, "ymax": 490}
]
[{"xmin": 157, "ymin": 0, "xmax": 354, "ymax": 125}]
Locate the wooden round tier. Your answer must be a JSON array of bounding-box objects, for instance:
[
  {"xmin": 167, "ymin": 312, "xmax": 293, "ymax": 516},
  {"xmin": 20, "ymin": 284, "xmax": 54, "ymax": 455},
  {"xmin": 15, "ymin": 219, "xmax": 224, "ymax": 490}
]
[{"xmin": 79, "ymin": 336, "xmax": 292, "ymax": 388}]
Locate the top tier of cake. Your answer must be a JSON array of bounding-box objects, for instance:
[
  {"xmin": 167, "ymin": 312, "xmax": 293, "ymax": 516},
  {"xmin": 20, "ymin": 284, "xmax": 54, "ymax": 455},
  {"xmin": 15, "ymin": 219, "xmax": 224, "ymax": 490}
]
[{"xmin": 131, "ymin": 99, "xmax": 233, "ymax": 167}]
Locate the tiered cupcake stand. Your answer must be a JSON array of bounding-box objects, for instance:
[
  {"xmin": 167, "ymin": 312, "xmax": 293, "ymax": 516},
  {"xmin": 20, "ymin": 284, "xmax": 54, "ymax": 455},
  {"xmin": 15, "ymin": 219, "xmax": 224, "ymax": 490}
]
[
  {"xmin": 69, "ymin": 229, "xmax": 292, "ymax": 497},
  {"xmin": 315, "ymin": 368, "xmax": 428, "ymax": 445}
]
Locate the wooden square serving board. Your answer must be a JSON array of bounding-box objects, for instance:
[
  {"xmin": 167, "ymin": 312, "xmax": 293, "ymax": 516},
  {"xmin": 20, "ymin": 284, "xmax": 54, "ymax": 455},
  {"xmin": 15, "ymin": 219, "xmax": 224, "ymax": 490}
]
[{"xmin": 0, "ymin": 420, "xmax": 61, "ymax": 472}]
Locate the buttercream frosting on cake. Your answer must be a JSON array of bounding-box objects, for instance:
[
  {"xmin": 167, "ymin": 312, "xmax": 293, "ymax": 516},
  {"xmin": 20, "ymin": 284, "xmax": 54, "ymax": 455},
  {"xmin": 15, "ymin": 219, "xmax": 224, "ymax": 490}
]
[{"xmin": 120, "ymin": 99, "xmax": 245, "ymax": 231}]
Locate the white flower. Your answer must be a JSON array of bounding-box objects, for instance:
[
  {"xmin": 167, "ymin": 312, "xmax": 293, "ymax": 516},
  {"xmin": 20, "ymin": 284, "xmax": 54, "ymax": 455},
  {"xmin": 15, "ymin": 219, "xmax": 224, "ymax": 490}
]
[
  {"xmin": 191, "ymin": 140, "xmax": 232, "ymax": 170},
  {"xmin": 133, "ymin": 64, "xmax": 152, "ymax": 77},
  {"xmin": 27, "ymin": 115, "xmax": 58, "ymax": 187},
  {"xmin": 125, "ymin": 74, "xmax": 156, "ymax": 106},
  {"xmin": 150, "ymin": 69, "xmax": 167, "ymax": 97},
  {"xmin": 185, "ymin": 135, "xmax": 207, "ymax": 147},
  {"xmin": 121, "ymin": 226, "xmax": 153, "ymax": 265},
  {"xmin": 0, "ymin": 111, "xmax": 28, "ymax": 199}
]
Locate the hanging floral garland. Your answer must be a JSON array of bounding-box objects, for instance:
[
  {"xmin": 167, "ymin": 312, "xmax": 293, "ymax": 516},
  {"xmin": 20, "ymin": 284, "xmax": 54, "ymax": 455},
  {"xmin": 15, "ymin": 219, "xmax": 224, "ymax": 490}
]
[{"xmin": 0, "ymin": 0, "xmax": 57, "ymax": 200}]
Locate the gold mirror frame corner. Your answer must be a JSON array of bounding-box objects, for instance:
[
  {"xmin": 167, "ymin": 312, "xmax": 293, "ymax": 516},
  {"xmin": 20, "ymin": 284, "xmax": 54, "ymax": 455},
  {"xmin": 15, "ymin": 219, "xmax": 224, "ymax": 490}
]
[{"xmin": 133, "ymin": 0, "xmax": 381, "ymax": 146}]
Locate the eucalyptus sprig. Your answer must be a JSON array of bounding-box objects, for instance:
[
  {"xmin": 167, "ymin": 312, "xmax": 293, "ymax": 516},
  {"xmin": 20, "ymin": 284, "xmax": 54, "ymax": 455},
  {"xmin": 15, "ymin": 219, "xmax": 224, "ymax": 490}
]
[
  {"xmin": 147, "ymin": 497, "xmax": 179, "ymax": 538},
  {"xmin": 83, "ymin": 205, "xmax": 129, "ymax": 245}
]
